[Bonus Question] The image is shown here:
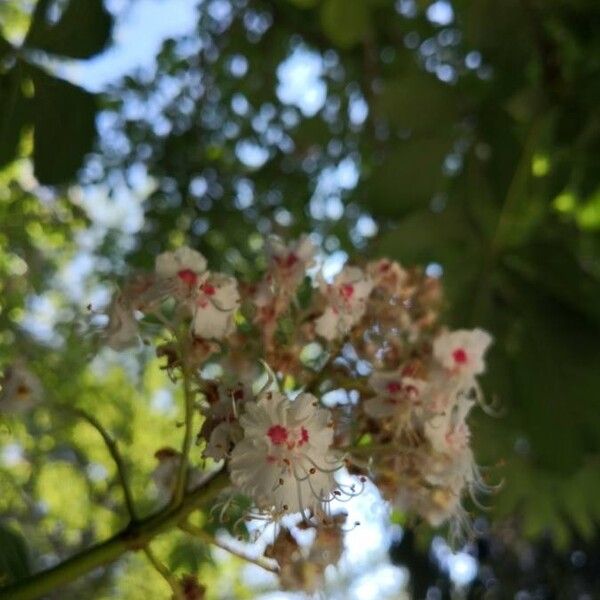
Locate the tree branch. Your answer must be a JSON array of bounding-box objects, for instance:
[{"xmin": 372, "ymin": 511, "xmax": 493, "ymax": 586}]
[
  {"xmin": 0, "ymin": 468, "xmax": 229, "ymax": 600},
  {"xmin": 72, "ymin": 407, "xmax": 138, "ymax": 522}
]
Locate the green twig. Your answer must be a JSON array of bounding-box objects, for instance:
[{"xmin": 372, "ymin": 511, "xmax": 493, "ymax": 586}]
[
  {"xmin": 180, "ymin": 522, "xmax": 279, "ymax": 574},
  {"xmin": 173, "ymin": 346, "xmax": 195, "ymax": 506},
  {"xmin": 143, "ymin": 545, "xmax": 184, "ymax": 600},
  {"xmin": 72, "ymin": 408, "xmax": 138, "ymax": 522},
  {"xmin": 0, "ymin": 468, "xmax": 228, "ymax": 600}
]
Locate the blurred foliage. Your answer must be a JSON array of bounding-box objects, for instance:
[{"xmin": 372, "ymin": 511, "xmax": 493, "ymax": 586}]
[
  {"xmin": 0, "ymin": 0, "xmax": 111, "ymax": 183},
  {"xmin": 1, "ymin": 0, "xmax": 600, "ymax": 597}
]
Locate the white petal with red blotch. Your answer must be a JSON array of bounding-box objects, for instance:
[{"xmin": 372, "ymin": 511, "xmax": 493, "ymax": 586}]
[
  {"xmin": 155, "ymin": 247, "xmax": 207, "ymax": 279},
  {"xmin": 230, "ymin": 392, "xmax": 340, "ymax": 514},
  {"xmin": 433, "ymin": 328, "xmax": 492, "ymax": 376},
  {"xmin": 192, "ymin": 274, "xmax": 240, "ymax": 339}
]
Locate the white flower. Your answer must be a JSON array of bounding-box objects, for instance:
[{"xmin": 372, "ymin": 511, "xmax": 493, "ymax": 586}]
[
  {"xmin": 229, "ymin": 391, "xmax": 342, "ymax": 515},
  {"xmin": 104, "ymin": 293, "xmax": 139, "ymax": 350},
  {"xmin": 155, "ymin": 246, "xmax": 207, "ymax": 297},
  {"xmin": 0, "ymin": 363, "xmax": 42, "ymax": 413},
  {"xmin": 425, "ymin": 444, "xmax": 475, "ymax": 489},
  {"xmin": 364, "ymin": 370, "xmax": 425, "ymax": 419},
  {"xmin": 366, "ymin": 258, "xmax": 408, "ymax": 291},
  {"xmin": 433, "ymin": 328, "xmax": 492, "ymax": 377},
  {"xmin": 268, "ymin": 235, "xmax": 316, "ymax": 280},
  {"xmin": 419, "ymin": 372, "xmax": 460, "ymax": 415},
  {"xmin": 315, "ymin": 266, "xmax": 373, "ymax": 341},
  {"xmin": 192, "ymin": 274, "xmax": 240, "ymax": 339},
  {"xmin": 424, "ymin": 396, "xmax": 473, "ymax": 455},
  {"xmin": 200, "ymin": 383, "xmax": 247, "ymax": 461}
]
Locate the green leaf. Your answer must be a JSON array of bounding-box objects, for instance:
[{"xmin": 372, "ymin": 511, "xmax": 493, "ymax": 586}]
[
  {"xmin": 0, "ymin": 65, "xmax": 27, "ymax": 167},
  {"xmin": 30, "ymin": 66, "xmax": 97, "ymax": 185},
  {"xmin": 0, "ymin": 524, "xmax": 30, "ymax": 586},
  {"xmin": 320, "ymin": 0, "xmax": 370, "ymax": 48},
  {"xmin": 377, "ymin": 73, "xmax": 458, "ymax": 136},
  {"xmin": 364, "ymin": 138, "xmax": 452, "ymax": 217},
  {"xmin": 287, "ymin": 0, "xmax": 319, "ymax": 7},
  {"xmin": 168, "ymin": 538, "xmax": 213, "ymax": 573},
  {"xmin": 26, "ymin": 0, "xmax": 112, "ymax": 59}
]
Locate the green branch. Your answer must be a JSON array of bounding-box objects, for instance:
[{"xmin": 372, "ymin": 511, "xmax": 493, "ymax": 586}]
[
  {"xmin": 72, "ymin": 408, "xmax": 138, "ymax": 522},
  {"xmin": 0, "ymin": 468, "xmax": 229, "ymax": 600},
  {"xmin": 143, "ymin": 545, "xmax": 184, "ymax": 599},
  {"xmin": 173, "ymin": 340, "xmax": 196, "ymax": 506}
]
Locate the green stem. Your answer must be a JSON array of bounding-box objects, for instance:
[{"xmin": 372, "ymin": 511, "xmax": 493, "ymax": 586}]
[
  {"xmin": 143, "ymin": 546, "xmax": 183, "ymax": 599},
  {"xmin": 173, "ymin": 352, "xmax": 195, "ymax": 506},
  {"xmin": 72, "ymin": 408, "xmax": 138, "ymax": 522},
  {"xmin": 0, "ymin": 469, "xmax": 228, "ymax": 600}
]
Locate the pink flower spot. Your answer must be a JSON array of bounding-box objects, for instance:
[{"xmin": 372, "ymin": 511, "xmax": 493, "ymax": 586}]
[
  {"xmin": 401, "ymin": 364, "xmax": 416, "ymax": 377},
  {"xmin": 386, "ymin": 381, "xmax": 403, "ymax": 394},
  {"xmin": 177, "ymin": 269, "xmax": 197, "ymax": 286},
  {"xmin": 340, "ymin": 283, "xmax": 354, "ymax": 300},
  {"xmin": 201, "ymin": 282, "xmax": 216, "ymax": 296},
  {"xmin": 267, "ymin": 425, "xmax": 289, "ymax": 445},
  {"xmin": 298, "ymin": 426, "xmax": 310, "ymax": 446},
  {"xmin": 452, "ymin": 348, "xmax": 468, "ymax": 364},
  {"xmin": 284, "ymin": 253, "xmax": 299, "ymax": 268}
]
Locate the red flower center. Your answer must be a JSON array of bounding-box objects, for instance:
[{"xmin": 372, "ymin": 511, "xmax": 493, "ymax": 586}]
[
  {"xmin": 452, "ymin": 348, "xmax": 468, "ymax": 364},
  {"xmin": 267, "ymin": 425, "xmax": 289, "ymax": 445},
  {"xmin": 177, "ymin": 269, "xmax": 197, "ymax": 287},
  {"xmin": 284, "ymin": 253, "xmax": 299, "ymax": 268},
  {"xmin": 340, "ymin": 283, "xmax": 354, "ymax": 300},
  {"xmin": 386, "ymin": 381, "xmax": 403, "ymax": 394},
  {"xmin": 201, "ymin": 282, "xmax": 216, "ymax": 296}
]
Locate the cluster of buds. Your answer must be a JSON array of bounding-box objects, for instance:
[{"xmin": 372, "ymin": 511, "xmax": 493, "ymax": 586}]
[{"xmin": 97, "ymin": 235, "xmax": 493, "ymax": 575}]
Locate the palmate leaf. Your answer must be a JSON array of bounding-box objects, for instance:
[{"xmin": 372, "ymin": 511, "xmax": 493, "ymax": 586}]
[
  {"xmin": 376, "ymin": 71, "xmax": 459, "ymax": 136},
  {"xmin": 0, "ymin": 0, "xmax": 112, "ymax": 184},
  {"xmin": 363, "ymin": 137, "xmax": 453, "ymax": 217},
  {"xmin": 30, "ymin": 66, "xmax": 96, "ymax": 184},
  {"xmin": 168, "ymin": 538, "xmax": 214, "ymax": 573}
]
